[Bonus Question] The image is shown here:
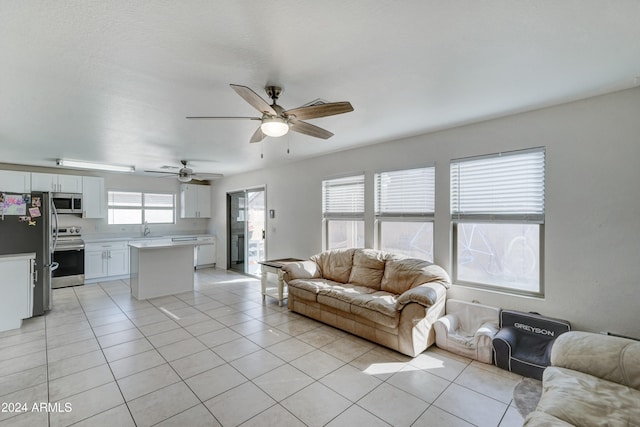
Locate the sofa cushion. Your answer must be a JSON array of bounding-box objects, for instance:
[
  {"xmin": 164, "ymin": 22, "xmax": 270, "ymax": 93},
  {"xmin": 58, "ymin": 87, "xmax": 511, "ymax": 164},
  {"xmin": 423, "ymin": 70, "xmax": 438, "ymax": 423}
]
[
  {"xmin": 311, "ymin": 248, "xmax": 355, "ymax": 283},
  {"xmin": 350, "ymin": 291, "xmax": 399, "ymax": 328},
  {"xmin": 380, "ymin": 255, "xmax": 451, "ymax": 294},
  {"xmin": 317, "ymin": 282, "xmax": 377, "ymax": 303},
  {"xmin": 347, "ymin": 249, "xmax": 387, "ymax": 290},
  {"xmin": 287, "ymin": 278, "xmax": 343, "ymax": 302},
  {"xmin": 529, "ymin": 366, "xmax": 640, "ymax": 426}
]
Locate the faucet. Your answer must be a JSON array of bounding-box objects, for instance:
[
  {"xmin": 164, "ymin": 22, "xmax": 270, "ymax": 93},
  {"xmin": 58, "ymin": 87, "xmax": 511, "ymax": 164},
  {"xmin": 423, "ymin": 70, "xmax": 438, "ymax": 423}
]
[{"xmin": 143, "ymin": 221, "xmax": 151, "ymax": 236}]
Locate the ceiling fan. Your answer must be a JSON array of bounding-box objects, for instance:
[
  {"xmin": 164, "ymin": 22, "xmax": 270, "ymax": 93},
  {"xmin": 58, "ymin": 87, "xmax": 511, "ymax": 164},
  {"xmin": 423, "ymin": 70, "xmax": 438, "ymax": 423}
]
[
  {"xmin": 186, "ymin": 84, "xmax": 354, "ymax": 143},
  {"xmin": 144, "ymin": 160, "xmax": 223, "ymax": 183}
]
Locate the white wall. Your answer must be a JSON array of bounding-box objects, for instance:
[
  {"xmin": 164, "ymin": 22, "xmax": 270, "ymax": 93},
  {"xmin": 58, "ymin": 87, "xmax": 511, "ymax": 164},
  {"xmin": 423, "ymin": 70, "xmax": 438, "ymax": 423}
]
[{"xmin": 211, "ymin": 87, "xmax": 640, "ymax": 338}]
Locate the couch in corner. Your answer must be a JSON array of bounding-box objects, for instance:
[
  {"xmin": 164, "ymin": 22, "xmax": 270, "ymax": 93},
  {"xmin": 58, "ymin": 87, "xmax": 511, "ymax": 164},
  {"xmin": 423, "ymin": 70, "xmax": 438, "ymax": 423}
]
[
  {"xmin": 525, "ymin": 331, "xmax": 640, "ymax": 426},
  {"xmin": 282, "ymin": 248, "xmax": 451, "ymax": 357}
]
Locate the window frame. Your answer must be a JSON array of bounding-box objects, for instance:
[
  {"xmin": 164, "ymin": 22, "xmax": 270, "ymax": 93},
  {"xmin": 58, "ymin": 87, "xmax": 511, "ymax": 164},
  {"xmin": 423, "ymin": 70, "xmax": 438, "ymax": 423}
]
[
  {"xmin": 322, "ymin": 174, "xmax": 365, "ymax": 250},
  {"xmin": 450, "ymin": 147, "xmax": 545, "ymax": 297},
  {"xmin": 374, "ymin": 165, "xmax": 435, "ymax": 261},
  {"xmin": 107, "ymin": 190, "xmax": 176, "ymax": 225}
]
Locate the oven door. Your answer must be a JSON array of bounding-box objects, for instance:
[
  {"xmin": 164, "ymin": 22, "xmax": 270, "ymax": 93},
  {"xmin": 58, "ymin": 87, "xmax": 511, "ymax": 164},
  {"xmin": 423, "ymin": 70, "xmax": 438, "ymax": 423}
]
[{"xmin": 52, "ymin": 246, "xmax": 85, "ymax": 288}]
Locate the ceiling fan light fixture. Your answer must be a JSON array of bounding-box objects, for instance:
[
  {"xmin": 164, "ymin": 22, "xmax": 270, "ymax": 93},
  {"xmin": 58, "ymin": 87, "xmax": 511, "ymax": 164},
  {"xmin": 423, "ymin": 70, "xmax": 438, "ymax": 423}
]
[
  {"xmin": 260, "ymin": 117, "xmax": 289, "ymax": 137},
  {"xmin": 178, "ymin": 175, "xmax": 192, "ymax": 183}
]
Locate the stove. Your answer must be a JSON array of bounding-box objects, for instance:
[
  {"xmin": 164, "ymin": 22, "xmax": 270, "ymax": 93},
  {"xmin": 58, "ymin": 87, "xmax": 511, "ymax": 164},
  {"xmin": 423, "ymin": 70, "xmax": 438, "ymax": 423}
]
[{"xmin": 52, "ymin": 226, "xmax": 85, "ymax": 288}]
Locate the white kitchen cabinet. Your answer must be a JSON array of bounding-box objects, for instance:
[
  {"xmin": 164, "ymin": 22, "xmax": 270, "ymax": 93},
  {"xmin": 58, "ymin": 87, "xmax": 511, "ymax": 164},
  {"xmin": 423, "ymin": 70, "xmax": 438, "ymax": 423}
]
[
  {"xmin": 84, "ymin": 241, "xmax": 129, "ymax": 281},
  {"xmin": 107, "ymin": 248, "xmax": 129, "ymax": 276},
  {"xmin": 0, "ymin": 253, "xmax": 35, "ymax": 332},
  {"xmin": 31, "ymin": 173, "xmax": 82, "ymax": 193},
  {"xmin": 82, "ymin": 176, "xmax": 105, "ymax": 218},
  {"xmin": 180, "ymin": 184, "xmax": 211, "ymax": 218},
  {"xmin": 0, "ymin": 170, "xmax": 31, "ymax": 193},
  {"xmin": 84, "ymin": 250, "xmax": 107, "ymax": 280},
  {"xmin": 195, "ymin": 236, "xmax": 216, "ymax": 269}
]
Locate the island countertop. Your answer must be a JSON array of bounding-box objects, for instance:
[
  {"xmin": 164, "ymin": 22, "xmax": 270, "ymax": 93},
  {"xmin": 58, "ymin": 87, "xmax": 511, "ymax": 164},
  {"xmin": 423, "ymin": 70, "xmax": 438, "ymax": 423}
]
[{"xmin": 128, "ymin": 239, "xmax": 199, "ymax": 249}]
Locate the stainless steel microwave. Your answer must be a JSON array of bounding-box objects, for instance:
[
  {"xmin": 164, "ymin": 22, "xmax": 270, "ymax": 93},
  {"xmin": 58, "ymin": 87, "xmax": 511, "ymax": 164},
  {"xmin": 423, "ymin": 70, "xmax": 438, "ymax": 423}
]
[{"xmin": 52, "ymin": 193, "xmax": 82, "ymax": 214}]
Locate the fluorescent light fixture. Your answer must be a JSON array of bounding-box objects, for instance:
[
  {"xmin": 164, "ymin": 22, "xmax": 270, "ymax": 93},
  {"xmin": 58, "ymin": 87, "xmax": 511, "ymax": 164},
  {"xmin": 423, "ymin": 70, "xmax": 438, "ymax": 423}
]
[
  {"xmin": 57, "ymin": 159, "xmax": 135, "ymax": 173},
  {"xmin": 261, "ymin": 117, "xmax": 289, "ymax": 137}
]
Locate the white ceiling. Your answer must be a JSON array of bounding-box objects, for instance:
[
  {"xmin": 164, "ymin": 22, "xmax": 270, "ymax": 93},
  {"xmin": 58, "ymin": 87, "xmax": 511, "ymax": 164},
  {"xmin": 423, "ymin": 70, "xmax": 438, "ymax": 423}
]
[{"xmin": 1, "ymin": 1, "xmax": 639, "ymax": 178}]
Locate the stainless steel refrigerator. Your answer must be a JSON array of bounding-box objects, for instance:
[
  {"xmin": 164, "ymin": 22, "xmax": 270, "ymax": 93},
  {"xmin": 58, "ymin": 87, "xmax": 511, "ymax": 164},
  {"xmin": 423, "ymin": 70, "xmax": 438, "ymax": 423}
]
[{"xmin": 0, "ymin": 191, "xmax": 53, "ymax": 315}]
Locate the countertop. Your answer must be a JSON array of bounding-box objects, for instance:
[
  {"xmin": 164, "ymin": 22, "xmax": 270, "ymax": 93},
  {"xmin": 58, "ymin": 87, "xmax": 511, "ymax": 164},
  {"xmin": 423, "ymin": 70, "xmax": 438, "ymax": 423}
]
[
  {"xmin": 129, "ymin": 240, "xmax": 200, "ymax": 249},
  {"xmin": 83, "ymin": 233, "xmax": 215, "ymax": 243},
  {"xmin": 0, "ymin": 252, "xmax": 36, "ymax": 262}
]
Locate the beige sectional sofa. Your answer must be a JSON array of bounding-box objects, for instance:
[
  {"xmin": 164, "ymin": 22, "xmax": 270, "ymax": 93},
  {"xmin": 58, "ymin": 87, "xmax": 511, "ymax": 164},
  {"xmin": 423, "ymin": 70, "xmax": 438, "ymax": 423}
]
[
  {"xmin": 282, "ymin": 248, "xmax": 451, "ymax": 357},
  {"xmin": 525, "ymin": 331, "xmax": 640, "ymax": 426}
]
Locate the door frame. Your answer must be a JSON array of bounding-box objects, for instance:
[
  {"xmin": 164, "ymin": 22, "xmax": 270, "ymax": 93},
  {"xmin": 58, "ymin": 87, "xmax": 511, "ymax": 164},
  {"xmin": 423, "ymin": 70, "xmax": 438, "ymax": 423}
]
[{"xmin": 226, "ymin": 186, "xmax": 267, "ymax": 275}]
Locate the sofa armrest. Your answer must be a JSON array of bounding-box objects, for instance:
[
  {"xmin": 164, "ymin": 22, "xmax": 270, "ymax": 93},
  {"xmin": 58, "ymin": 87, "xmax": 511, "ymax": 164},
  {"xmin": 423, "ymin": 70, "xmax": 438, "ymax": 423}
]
[
  {"xmin": 435, "ymin": 314, "xmax": 460, "ymax": 334},
  {"xmin": 475, "ymin": 321, "xmax": 499, "ymax": 340},
  {"xmin": 396, "ymin": 282, "xmax": 446, "ymax": 309},
  {"xmin": 282, "ymin": 261, "xmax": 321, "ymax": 281},
  {"xmin": 493, "ymin": 326, "xmax": 518, "ymax": 348},
  {"xmin": 550, "ymin": 331, "xmax": 640, "ymax": 390}
]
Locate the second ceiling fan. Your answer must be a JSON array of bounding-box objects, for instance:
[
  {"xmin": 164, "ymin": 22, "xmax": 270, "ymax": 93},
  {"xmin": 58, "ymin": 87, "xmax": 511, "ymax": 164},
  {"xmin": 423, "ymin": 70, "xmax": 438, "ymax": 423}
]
[{"xmin": 187, "ymin": 84, "xmax": 354, "ymax": 143}]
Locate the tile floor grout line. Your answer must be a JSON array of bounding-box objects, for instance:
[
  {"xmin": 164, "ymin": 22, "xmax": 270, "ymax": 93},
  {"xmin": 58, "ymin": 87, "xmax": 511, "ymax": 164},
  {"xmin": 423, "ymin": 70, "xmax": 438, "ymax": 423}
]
[
  {"xmin": 43, "ymin": 309, "xmax": 52, "ymax": 427},
  {"xmin": 97, "ymin": 279, "xmax": 235, "ymax": 426},
  {"xmin": 74, "ymin": 279, "xmax": 140, "ymax": 427},
  {"xmin": 98, "ymin": 279, "xmax": 206, "ymax": 425},
  {"xmin": 27, "ymin": 270, "xmax": 523, "ymax": 426}
]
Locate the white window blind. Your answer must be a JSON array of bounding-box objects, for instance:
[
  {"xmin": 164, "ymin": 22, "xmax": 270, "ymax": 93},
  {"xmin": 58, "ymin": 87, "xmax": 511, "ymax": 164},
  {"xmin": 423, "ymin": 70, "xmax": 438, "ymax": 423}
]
[
  {"xmin": 108, "ymin": 191, "xmax": 142, "ymax": 207},
  {"xmin": 375, "ymin": 166, "xmax": 434, "ymax": 217},
  {"xmin": 322, "ymin": 175, "xmax": 365, "ymax": 219},
  {"xmin": 451, "ymin": 148, "xmax": 545, "ymax": 222},
  {"xmin": 107, "ymin": 191, "xmax": 175, "ymax": 225},
  {"xmin": 144, "ymin": 193, "xmax": 174, "ymax": 208}
]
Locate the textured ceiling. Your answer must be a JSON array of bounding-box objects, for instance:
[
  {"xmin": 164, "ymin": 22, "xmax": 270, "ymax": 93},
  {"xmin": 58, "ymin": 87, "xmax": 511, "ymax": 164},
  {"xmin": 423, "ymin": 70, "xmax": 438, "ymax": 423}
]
[{"xmin": 1, "ymin": 1, "xmax": 639, "ymax": 177}]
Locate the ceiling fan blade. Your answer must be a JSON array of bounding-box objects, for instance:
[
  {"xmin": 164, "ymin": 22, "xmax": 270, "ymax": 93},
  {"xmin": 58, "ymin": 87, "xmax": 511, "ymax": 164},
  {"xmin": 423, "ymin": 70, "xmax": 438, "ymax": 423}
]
[
  {"xmin": 192, "ymin": 173, "xmax": 224, "ymax": 180},
  {"xmin": 289, "ymin": 119, "xmax": 334, "ymax": 139},
  {"xmin": 250, "ymin": 126, "xmax": 266, "ymax": 143},
  {"xmin": 284, "ymin": 102, "xmax": 353, "ymax": 121},
  {"xmin": 185, "ymin": 116, "xmax": 261, "ymax": 120},
  {"xmin": 230, "ymin": 84, "xmax": 277, "ymax": 116},
  {"xmin": 143, "ymin": 170, "xmax": 177, "ymax": 175}
]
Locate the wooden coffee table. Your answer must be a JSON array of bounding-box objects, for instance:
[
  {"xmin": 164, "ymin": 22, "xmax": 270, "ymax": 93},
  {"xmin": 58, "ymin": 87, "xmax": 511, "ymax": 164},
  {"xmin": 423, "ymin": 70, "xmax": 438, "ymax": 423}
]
[{"xmin": 258, "ymin": 258, "xmax": 302, "ymax": 306}]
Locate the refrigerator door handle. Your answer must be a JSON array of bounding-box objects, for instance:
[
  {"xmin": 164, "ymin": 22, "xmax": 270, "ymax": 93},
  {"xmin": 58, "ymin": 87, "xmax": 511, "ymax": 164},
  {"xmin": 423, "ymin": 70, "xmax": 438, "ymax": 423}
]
[{"xmin": 51, "ymin": 197, "xmax": 59, "ymax": 252}]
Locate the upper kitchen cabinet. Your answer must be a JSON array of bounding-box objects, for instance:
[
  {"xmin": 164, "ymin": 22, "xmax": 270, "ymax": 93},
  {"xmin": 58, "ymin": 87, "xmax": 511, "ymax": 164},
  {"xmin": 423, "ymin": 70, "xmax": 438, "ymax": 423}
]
[
  {"xmin": 82, "ymin": 176, "xmax": 105, "ymax": 219},
  {"xmin": 0, "ymin": 170, "xmax": 31, "ymax": 193},
  {"xmin": 31, "ymin": 173, "xmax": 82, "ymax": 193},
  {"xmin": 180, "ymin": 184, "xmax": 211, "ymax": 218}
]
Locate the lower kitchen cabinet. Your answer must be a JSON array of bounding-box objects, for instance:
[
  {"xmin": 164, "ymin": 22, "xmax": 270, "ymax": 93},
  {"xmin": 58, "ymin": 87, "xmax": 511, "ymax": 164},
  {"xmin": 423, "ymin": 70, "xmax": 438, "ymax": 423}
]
[
  {"xmin": 85, "ymin": 241, "xmax": 129, "ymax": 281},
  {"xmin": 0, "ymin": 253, "xmax": 35, "ymax": 332},
  {"xmin": 195, "ymin": 236, "xmax": 216, "ymax": 269}
]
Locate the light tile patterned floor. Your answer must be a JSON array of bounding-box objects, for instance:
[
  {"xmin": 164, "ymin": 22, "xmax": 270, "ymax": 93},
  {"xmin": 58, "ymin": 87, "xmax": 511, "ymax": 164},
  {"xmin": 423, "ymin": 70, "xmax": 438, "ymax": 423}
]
[{"xmin": 0, "ymin": 269, "xmax": 526, "ymax": 426}]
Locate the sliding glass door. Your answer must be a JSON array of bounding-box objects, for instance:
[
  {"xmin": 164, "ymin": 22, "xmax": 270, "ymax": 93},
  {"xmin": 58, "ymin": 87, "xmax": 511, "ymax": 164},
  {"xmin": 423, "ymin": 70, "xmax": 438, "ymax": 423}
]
[{"xmin": 227, "ymin": 187, "xmax": 266, "ymax": 276}]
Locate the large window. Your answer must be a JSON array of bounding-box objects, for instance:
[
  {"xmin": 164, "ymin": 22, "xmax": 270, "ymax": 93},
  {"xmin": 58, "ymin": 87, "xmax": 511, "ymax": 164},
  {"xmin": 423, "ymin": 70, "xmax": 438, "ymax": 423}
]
[
  {"xmin": 107, "ymin": 191, "xmax": 175, "ymax": 225},
  {"xmin": 322, "ymin": 174, "xmax": 365, "ymax": 250},
  {"xmin": 375, "ymin": 166, "xmax": 435, "ymax": 261},
  {"xmin": 451, "ymin": 148, "xmax": 545, "ymax": 295}
]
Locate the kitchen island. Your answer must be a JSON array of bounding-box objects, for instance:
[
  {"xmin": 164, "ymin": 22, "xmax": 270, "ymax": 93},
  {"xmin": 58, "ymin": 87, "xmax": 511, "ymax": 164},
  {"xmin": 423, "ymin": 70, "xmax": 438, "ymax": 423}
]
[{"xmin": 129, "ymin": 239, "xmax": 198, "ymax": 300}]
